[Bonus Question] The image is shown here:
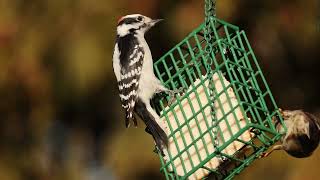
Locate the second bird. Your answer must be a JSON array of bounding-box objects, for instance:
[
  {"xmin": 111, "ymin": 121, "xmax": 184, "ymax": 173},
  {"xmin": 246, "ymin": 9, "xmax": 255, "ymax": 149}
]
[{"xmin": 261, "ymin": 109, "xmax": 320, "ymax": 158}]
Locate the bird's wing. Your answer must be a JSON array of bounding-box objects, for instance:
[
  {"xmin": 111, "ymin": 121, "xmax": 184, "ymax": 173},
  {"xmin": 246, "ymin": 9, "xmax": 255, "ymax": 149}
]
[{"xmin": 116, "ymin": 34, "xmax": 144, "ymax": 127}]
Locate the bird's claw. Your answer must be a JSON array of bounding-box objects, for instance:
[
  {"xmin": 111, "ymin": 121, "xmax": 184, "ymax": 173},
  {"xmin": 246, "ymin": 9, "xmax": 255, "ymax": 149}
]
[
  {"xmin": 278, "ymin": 108, "xmax": 284, "ymax": 116},
  {"xmin": 271, "ymin": 116, "xmax": 277, "ymax": 124},
  {"xmin": 166, "ymin": 87, "xmax": 187, "ymax": 106},
  {"xmin": 259, "ymin": 152, "xmax": 270, "ymax": 158},
  {"xmin": 167, "ymin": 97, "xmax": 176, "ymax": 106},
  {"xmin": 167, "ymin": 87, "xmax": 187, "ymax": 97},
  {"xmin": 259, "ymin": 153, "xmax": 266, "ymax": 158}
]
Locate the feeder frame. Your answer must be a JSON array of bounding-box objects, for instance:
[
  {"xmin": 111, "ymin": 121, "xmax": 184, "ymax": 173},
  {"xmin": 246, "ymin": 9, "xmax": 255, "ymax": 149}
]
[{"xmin": 152, "ymin": 1, "xmax": 286, "ymax": 179}]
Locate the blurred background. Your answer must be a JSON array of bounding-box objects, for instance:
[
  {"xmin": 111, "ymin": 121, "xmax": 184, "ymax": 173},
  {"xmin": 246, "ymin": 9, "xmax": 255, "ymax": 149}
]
[{"xmin": 0, "ymin": 0, "xmax": 319, "ymax": 180}]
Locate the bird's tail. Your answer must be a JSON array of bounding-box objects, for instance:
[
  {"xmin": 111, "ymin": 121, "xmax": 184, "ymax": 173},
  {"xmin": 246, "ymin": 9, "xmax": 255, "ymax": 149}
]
[
  {"xmin": 125, "ymin": 111, "xmax": 138, "ymax": 128},
  {"xmin": 144, "ymin": 113, "xmax": 168, "ymax": 149},
  {"xmin": 135, "ymin": 99, "xmax": 168, "ymax": 150}
]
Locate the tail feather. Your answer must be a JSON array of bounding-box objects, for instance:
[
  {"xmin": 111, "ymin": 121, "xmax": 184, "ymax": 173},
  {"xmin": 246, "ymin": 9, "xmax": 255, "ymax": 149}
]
[
  {"xmin": 144, "ymin": 116, "xmax": 168, "ymax": 148},
  {"xmin": 125, "ymin": 111, "xmax": 138, "ymax": 128},
  {"xmin": 125, "ymin": 116, "xmax": 130, "ymax": 128},
  {"xmin": 134, "ymin": 99, "xmax": 168, "ymax": 149}
]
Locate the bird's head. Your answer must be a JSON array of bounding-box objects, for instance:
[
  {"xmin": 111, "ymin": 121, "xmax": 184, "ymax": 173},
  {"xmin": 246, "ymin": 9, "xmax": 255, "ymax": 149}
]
[{"xmin": 116, "ymin": 14, "xmax": 163, "ymax": 37}]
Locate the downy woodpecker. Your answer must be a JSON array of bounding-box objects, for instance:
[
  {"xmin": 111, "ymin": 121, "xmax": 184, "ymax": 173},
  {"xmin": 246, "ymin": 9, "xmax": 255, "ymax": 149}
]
[
  {"xmin": 261, "ymin": 109, "xmax": 320, "ymax": 158},
  {"xmin": 113, "ymin": 14, "xmax": 173, "ymax": 150}
]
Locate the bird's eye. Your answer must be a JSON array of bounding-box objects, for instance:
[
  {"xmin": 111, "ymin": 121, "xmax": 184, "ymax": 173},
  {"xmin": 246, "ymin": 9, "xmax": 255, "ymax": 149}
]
[{"xmin": 137, "ymin": 16, "xmax": 143, "ymax": 21}]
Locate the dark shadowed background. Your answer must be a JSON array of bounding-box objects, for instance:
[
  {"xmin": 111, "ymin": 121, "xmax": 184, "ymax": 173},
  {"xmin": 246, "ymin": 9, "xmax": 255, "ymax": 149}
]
[{"xmin": 0, "ymin": 0, "xmax": 319, "ymax": 180}]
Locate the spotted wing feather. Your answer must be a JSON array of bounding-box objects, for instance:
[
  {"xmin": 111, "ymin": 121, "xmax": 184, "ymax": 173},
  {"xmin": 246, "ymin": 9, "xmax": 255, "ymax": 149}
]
[{"xmin": 116, "ymin": 34, "xmax": 144, "ymax": 127}]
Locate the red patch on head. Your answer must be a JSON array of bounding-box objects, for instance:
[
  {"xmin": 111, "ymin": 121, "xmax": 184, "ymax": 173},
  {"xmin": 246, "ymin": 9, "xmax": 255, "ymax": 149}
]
[{"xmin": 117, "ymin": 16, "xmax": 125, "ymax": 24}]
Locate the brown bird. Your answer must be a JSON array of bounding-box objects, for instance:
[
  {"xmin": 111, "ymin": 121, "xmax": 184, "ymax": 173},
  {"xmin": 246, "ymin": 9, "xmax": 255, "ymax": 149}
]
[{"xmin": 261, "ymin": 109, "xmax": 320, "ymax": 158}]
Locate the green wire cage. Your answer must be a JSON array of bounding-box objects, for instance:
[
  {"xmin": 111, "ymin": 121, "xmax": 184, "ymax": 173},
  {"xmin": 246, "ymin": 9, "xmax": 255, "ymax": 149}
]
[{"xmin": 152, "ymin": 1, "xmax": 286, "ymax": 180}]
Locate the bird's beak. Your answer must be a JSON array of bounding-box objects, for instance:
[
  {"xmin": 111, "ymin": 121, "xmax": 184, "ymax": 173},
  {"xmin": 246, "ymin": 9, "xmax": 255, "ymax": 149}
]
[{"xmin": 148, "ymin": 19, "xmax": 164, "ymax": 27}]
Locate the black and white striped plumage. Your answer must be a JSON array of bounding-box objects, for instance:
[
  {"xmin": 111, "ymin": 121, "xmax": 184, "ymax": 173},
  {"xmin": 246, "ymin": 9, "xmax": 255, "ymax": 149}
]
[
  {"xmin": 113, "ymin": 14, "xmax": 169, "ymax": 150},
  {"xmin": 261, "ymin": 109, "xmax": 320, "ymax": 158},
  {"xmin": 116, "ymin": 33, "xmax": 144, "ymax": 126}
]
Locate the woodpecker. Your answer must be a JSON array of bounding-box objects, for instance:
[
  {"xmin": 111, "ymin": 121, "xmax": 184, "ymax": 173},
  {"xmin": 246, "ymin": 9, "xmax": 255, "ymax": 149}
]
[
  {"xmin": 113, "ymin": 14, "xmax": 175, "ymax": 150},
  {"xmin": 261, "ymin": 109, "xmax": 320, "ymax": 158}
]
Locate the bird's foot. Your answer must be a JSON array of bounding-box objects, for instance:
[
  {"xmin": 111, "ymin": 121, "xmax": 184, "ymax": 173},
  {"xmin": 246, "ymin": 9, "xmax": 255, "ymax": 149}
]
[
  {"xmin": 259, "ymin": 153, "xmax": 266, "ymax": 158},
  {"xmin": 166, "ymin": 87, "xmax": 187, "ymax": 106},
  {"xmin": 278, "ymin": 108, "xmax": 284, "ymax": 116},
  {"xmin": 259, "ymin": 152, "xmax": 271, "ymax": 158},
  {"xmin": 166, "ymin": 87, "xmax": 187, "ymax": 97},
  {"xmin": 271, "ymin": 116, "xmax": 278, "ymax": 124}
]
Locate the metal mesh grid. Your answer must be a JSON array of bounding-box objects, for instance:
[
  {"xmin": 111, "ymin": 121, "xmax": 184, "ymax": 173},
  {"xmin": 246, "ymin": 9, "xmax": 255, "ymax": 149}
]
[{"xmin": 153, "ymin": 17, "xmax": 285, "ymax": 180}]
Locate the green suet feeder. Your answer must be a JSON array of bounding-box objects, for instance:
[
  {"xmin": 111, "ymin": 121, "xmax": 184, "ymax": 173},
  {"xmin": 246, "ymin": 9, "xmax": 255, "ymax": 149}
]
[{"xmin": 152, "ymin": 0, "xmax": 286, "ymax": 179}]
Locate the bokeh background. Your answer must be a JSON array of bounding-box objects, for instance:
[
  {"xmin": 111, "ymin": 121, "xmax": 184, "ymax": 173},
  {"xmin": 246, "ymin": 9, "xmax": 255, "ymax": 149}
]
[{"xmin": 0, "ymin": 0, "xmax": 319, "ymax": 180}]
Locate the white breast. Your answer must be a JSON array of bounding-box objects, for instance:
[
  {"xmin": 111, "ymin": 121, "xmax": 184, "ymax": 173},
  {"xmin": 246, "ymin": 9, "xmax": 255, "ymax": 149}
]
[{"xmin": 135, "ymin": 34, "xmax": 159, "ymax": 103}]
